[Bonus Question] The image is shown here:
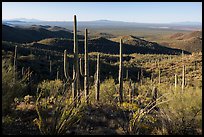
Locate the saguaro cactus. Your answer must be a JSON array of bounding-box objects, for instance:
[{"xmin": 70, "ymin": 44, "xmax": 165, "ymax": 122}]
[
  {"xmin": 79, "ymin": 28, "xmax": 89, "ymax": 103},
  {"xmin": 181, "ymin": 50, "xmax": 184, "ymax": 64},
  {"xmin": 56, "ymin": 67, "xmax": 59, "ymax": 80},
  {"xmin": 95, "ymin": 53, "xmax": 100, "ymax": 101},
  {"xmin": 21, "ymin": 67, "xmax": 24, "ymax": 76},
  {"xmin": 175, "ymin": 73, "xmax": 177, "ymax": 90},
  {"xmin": 63, "ymin": 15, "xmax": 80, "ymax": 102},
  {"xmin": 14, "ymin": 45, "xmax": 17, "ymax": 82},
  {"xmin": 152, "ymin": 86, "xmax": 158, "ymax": 107},
  {"xmin": 151, "ymin": 73, "xmax": 153, "ymax": 83},
  {"xmin": 128, "ymin": 79, "xmax": 133, "ymax": 103},
  {"xmin": 49, "ymin": 60, "xmax": 52, "ymax": 75},
  {"xmin": 118, "ymin": 39, "xmax": 123, "ymax": 103},
  {"xmin": 72, "ymin": 15, "xmax": 80, "ymax": 101},
  {"xmin": 158, "ymin": 68, "xmax": 161, "ymax": 84},
  {"xmin": 140, "ymin": 68, "xmax": 143, "ymax": 85},
  {"xmin": 182, "ymin": 65, "xmax": 185, "ymax": 92},
  {"xmin": 126, "ymin": 69, "xmax": 129, "ymax": 80}
]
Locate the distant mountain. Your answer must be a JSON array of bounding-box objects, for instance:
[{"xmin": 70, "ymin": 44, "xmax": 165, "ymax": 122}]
[
  {"xmin": 3, "ymin": 18, "xmax": 43, "ymax": 22},
  {"xmin": 2, "ymin": 19, "xmax": 202, "ymax": 31},
  {"xmin": 170, "ymin": 21, "xmax": 202, "ymax": 26},
  {"xmin": 160, "ymin": 31, "xmax": 202, "ymax": 52},
  {"xmin": 2, "ymin": 25, "xmax": 83, "ymax": 43}
]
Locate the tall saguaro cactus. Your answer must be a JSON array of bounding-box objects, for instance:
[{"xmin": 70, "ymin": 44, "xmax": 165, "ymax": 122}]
[
  {"xmin": 49, "ymin": 60, "xmax": 52, "ymax": 75},
  {"xmin": 151, "ymin": 73, "xmax": 153, "ymax": 84},
  {"xmin": 158, "ymin": 68, "xmax": 161, "ymax": 84},
  {"xmin": 80, "ymin": 28, "xmax": 89, "ymax": 103},
  {"xmin": 152, "ymin": 86, "xmax": 158, "ymax": 107},
  {"xmin": 72, "ymin": 15, "xmax": 80, "ymax": 101},
  {"xmin": 126, "ymin": 69, "xmax": 129, "ymax": 80},
  {"xmin": 21, "ymin": 67, "xmax": 24, "ymax": 76},
  {"xmin": 175, "ymin": 73, "xmax": 177, "ymax": 90},
  {"xmin": 14, "ymin": 45, "xmax": 17, "ymax": 82},
  {"xmin": 140, "ymin": 68, "xmax": 143, "ymax": 85},
  {"xmin": 128, "ymin": 79, "xmax": 133, "ymax": 104},
  {"xmin": 137, "ymin": 71, "xmax": 140, "ymax": 81},
  {"xmin": 118, "ymin": 39, "xmax": 123, "ymax": 103},
  {"xmin": 95, "ymin": 53, "xmax": 100, "ymax": 101},
  {"xmin": 63, "ymin": 15, "xmax": 80, "ymax": 102},
  {"xmin": 182, "ymin": 65, "xmax": 185, "ymax": 92},
  {"xmin": 56, "ymin": 67, "xmax": 59, "ymax": 80}
]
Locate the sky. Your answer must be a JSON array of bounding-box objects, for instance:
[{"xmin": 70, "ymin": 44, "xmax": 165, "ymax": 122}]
[{"xmin": 2, "ymin": 2, "xmax": 202, "ymax": 23}]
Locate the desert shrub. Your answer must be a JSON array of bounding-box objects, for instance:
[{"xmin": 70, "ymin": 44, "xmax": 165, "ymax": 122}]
[
  {"xmin": 2, "ymin": 115, "xmax": 15, "ymax": 125},
  {"xmin": 127, "ymin": 89, "xmax": 169, "ymax": 135},
  {"xmin": 2, "ymin": 59, "xmax": 27, "ymax": 115},
  {"xmin": 128, "ymin": 108, "xmax": 158, "ymax": 135},
  {"xmin": 34, "ymin": 80, "xmax": 84, "ymax": 135},
  {"xmin": 89, "ymin": 77, "xmax": 117, "ymax": 104},
  {"xmin": 158, "ymin": 86, "xmax": 202, "ymax": 135},
  {"xmin": 37, "ymin": 79, "xmax": 63, "ymax": 97}
]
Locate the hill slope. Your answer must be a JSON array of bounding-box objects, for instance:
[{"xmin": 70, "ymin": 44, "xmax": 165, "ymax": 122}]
[
  {"xmin": 35, "ymin": 37, "xmax": 187, "ymax": 55},
  {"xmin": 2, "ymin": 25, "xmax": 83, "ymax": 43},
  {"xmin": 158, "ymin": 31, "xmax": 202, "ymax": 53}
]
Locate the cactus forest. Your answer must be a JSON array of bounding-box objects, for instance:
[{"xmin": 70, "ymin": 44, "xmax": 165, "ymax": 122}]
[{"xmin": 2, "ymin": 14, "xmax": 202, "ymax": 135}]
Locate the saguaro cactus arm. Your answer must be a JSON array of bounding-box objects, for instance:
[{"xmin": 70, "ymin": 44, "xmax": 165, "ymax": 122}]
[
  {"xmin": 79, "ymin": 57, "xmax": 85, "ymax": 77},
  {"xmin": 64, "ymin": 50, "xmax": 77, "ymax": 83}
]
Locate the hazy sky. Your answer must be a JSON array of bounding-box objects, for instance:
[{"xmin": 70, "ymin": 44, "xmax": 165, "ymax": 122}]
[{"xmin": 2, "ymin": 2, "xmax": 202, "ymax": 23}]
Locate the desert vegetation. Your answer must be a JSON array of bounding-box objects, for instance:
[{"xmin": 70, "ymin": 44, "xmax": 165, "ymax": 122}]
[{"xmin": 2, "ymin": 15, "xmax": 202, "ymax": 135}]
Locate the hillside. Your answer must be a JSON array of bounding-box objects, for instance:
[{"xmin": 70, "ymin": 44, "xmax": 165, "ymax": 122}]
[
  {"xmin": 147, "ymin": 31, "xmax": 202, "ymax": 53},
  {"xmin": 35, "ymin": 37, "xmax": 190, "ymax": 54},
  {"xmin": 25, "ymin": 36, "xmax": 187, "ymax": 55},
  {"xmin": 110, "ymin": 35, "xmax": 151, "ymax": 46},
  {"xmin": 38, "ymin": 37, "xmax": 186, "ymax": 55},
  {"xmin": 2, "ymin": 25, "xmax": 83, "ymax": 43}
]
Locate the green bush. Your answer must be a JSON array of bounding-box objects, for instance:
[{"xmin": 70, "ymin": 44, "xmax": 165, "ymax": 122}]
[
  {"xmin": 2, "ymin": 59, "xmax": 27, "ymax": 115},
  {"xmin": 89, "ymin": 77, "xmax": 117, "ymax": 104},
  {"xmin": 159, "ymin": 86, "xmax": 202, "ymax": 135},
  {"xmin": 34, "ymin": 80, "xmax": 84, "ymax": 135}
]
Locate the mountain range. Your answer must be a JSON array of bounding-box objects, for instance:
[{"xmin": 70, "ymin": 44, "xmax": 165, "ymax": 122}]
[{"xmin": 2, "ymin": 19, "xmax": 202, "ymax": 31}]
